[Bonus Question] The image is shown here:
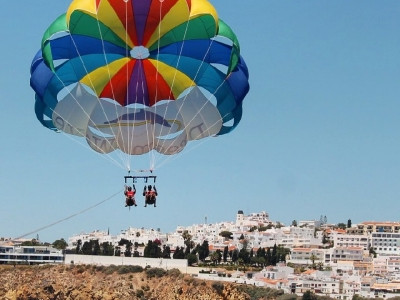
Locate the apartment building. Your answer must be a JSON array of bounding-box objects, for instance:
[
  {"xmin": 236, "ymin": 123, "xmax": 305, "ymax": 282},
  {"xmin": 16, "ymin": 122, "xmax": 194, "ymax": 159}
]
[
  {"xmin": 0, "ymin": 245, "xmax": 64, "ymax": 265},
  {"xmin": 356, "ymin": 222, "xmax": 400, "ymax": 235},
  {"xmin": 332, "ymin": 233, "xmax": 369, "ymax": 250},
  {"xmin": 370, "ymin": 232, "xmax": 400, "ymax": 255}
]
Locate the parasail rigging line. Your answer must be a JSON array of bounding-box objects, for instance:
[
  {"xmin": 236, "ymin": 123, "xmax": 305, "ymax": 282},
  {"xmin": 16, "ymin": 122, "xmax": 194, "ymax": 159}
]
[
  {"xmin": 48, "ymin": 50, "xmax": 128, "ymax": 170},
  {"xmin": 153, "ymin": 3, "xmax": 208, "ymax": 165},
  {"xmin": 15, "ymin": 189, "xmax": 122, "ymax": 240},
  {"xmin": 155, "ymin": 35, "xmax": 222, "ymax": 161},
  {"xmin": 45, "ymin": 72, "xmax": 126, "ymax": 170},
  {"xmin": 91, "ymin": 7, "xmax": 132, "ymax": 170}
]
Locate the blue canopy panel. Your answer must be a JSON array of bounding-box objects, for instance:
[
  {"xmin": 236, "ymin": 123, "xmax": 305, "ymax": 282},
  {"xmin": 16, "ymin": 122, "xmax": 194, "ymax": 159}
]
[
  {"xmin": 216, "ymin": 56, "xmax": 249, "ymax": 135},
  {"xmin": 47, "ymin": 34, "xmax": 127, "ymax": 61},
  {"xmin": 152, "ymin": 40, "xmax": 233, "ymax": 69}
]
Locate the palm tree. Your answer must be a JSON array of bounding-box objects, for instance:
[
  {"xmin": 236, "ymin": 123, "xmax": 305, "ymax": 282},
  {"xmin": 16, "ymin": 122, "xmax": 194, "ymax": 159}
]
[{"xmin": 308, "ymin": 253, "xmax": 319, "ymax": 269}]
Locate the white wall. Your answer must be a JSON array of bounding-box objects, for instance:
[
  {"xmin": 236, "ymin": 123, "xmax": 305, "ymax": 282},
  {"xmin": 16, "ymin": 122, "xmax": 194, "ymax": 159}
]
[{"xmin": 65, "ymin": 254, "xmax": 187, "ymax": 270}]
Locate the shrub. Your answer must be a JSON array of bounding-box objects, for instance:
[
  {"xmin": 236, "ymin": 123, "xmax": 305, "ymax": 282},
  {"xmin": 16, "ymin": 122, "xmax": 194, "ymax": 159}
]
[
  {"xmin": 212, "ymin": 282, "xmax": 224, "ymax": 295},
  {"xmin": 145, "ymin": 267, "xmax": 166, "ymax": 278},
  {"xmin": 278, "ymin": 294, "xmax": 299, "ymax": 300},
  {"xmin": 136, "ymin": 289, "xmax": 144, "ymax": 298},
  {"xmin": 103, "ymin": 265, "xmax": 118, "ymax": 275},
  {"xmin": 237, "ymin": 285, "xmax": 284, "ymax": 300},
  {"xmin": 117, "ymin": 265, "xmax": 144, "ymax": 274},
  {"xmin": 167, "ymin": 268, "xmax": 181, "ymax": 277}
]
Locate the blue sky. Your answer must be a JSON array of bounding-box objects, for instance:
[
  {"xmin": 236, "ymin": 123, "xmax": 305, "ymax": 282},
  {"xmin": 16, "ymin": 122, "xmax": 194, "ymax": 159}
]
[{"xmin": 1, "ymin": 1, "xmax": 400, "ymax": 242}]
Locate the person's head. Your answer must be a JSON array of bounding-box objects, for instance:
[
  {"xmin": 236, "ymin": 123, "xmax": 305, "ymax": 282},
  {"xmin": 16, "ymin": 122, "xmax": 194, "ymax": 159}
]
[
  {"xmin": 127, "ymin": 186, "xmax": 132, "ymax": 191},
  {"xmin": 148, "ymin": 185, "xmax": 152, "ymax": 190}
]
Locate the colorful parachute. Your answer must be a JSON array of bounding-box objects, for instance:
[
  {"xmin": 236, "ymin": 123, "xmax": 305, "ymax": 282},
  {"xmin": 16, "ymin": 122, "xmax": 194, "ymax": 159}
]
[{"xmin": 30, "ymin": 0, "xmax": 249, "ymax": 157}]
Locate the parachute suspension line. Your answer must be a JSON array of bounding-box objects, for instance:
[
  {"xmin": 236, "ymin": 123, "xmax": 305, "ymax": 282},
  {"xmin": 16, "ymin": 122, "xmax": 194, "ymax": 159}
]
[
  {"xmin": 15, "ymin": 189, "xmax": 122, "ymax": 240},
  {"xmin": 124, "ymin": 0, "xmax": 132, "ymax": 172},
  {"xmin": 148, "ymin": 0, "xmax": 166, "ymax": 172},
  {"xmin": 92, "ymin": 5, "xmax": 130, "ymax": 170},
  {"xmin": 60, "ymin": 25, "xmax": 128, "ymax": 170},
  {"xmin": 153, "ymin": 3, "xmax": 193, "ymax": 168},
  {"xmin": 157, "ymin": 28, "xmax": 218, "ymax": 159},
  {"xmin": 156, "ymin": 99, "xmax": 232, "ymax": 171},
  {"xmin": 49, "ymin": 72, "xmax": 125, "ymax": 170}
]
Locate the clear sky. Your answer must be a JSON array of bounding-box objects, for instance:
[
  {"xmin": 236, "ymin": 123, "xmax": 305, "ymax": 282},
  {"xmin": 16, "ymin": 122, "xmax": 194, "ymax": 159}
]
[{"xmin": 1, "ymin": 1, "xmax": 400, "ymax": 243}]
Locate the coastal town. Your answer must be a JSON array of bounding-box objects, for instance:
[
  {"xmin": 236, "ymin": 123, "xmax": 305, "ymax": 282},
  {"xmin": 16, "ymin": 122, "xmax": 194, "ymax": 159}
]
[{"xmin": 1, "ymin": 210, "xmax": 400, "ymax": 299}]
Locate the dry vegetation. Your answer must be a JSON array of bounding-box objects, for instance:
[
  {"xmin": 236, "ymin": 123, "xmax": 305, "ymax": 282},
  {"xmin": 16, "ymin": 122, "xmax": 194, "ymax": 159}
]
[{"xmin": 0, "ymin": 264, "xmax": 252, "ymax": 300}]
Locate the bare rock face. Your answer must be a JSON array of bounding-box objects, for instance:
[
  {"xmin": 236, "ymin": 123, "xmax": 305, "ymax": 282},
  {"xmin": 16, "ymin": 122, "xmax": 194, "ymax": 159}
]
[{"xmin": 0, "ymin": 265, "xmax": 251, "ymax": 300}]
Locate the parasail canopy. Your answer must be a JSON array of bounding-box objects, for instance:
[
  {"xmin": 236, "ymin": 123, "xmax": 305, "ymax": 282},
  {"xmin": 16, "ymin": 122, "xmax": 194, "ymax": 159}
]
[{"xmin": 30, "ymin": 0, "xmax": 250, "ymax": 165}]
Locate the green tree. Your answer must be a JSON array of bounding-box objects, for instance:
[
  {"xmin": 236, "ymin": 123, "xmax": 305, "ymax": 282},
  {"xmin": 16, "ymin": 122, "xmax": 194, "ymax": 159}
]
[
  {"xmin": 337, "ymin": 223, "xmax": 347, "ymax": 230},
  {"xmin": 238, "ymin": 239, "xmax": 250, "ymax": 264},
  {"xmin": 124, "ymin": 241, "xmax": 133, "ymax": 257},
  {"xmin": 53, "ymin": 238, "xmax": 68, "ymax": 250},
  {"xmin": 187, "ymin": 253, "xmax": 198, "ymax": 266},
  {"xmin": 219, "ymin": 231, "xmax": 233, "ymax": 239},
  {"xmin": 231, "ymin": 249, "xmax": 239, "ymax": 263},
  {"xmin": 76, "ymin": 239, "xmax": 82, "ymax": 254},
  {"xmin": 198, "ymin": 240, "xmax": 209, "ymax": 262},
  {"xmin": 81, "ymin": 241, "xmax": 92, "ymax": 255},
  {"xmin": 369, "ymin": 247, "xmax": 377, "ymax": 258},
  {"xmin": 100, "ymin": 242, "xmax": 114, "ymax": 256},
  {"xmin": 266, "ymin": 248, "xmax": 272, "ymax": 265},
  {"xmin": 21, "ymin": 239, "xmax": 40, "ymax": 246},
  {"xmin": 173, "ymin": 246, "xmax": 185, "ymax": 259},
  {"xmin": 292, "ymin": 220, "xmax": 298, "ymax": 227},
  {"xmin": 182, "ymin": 230, "xmax": 192, "ymax": 247},
  {"xmin": 144, "ymin": 240, "xmax": 162, "ymax": 258},
  {"xmin": 223, "ymin": 246, "xmax": 228, "ymax": 263},
  {"xmin": 210, "ymin": 251, "xmax": 220, "ymax": 265},
  {"xmin": 92, "ymin": 240, "xmax": 100, "ymax": 255},
  {"xmin": 162, "ymin": 245, "xmax": 171, "ymax": 258},
  {"xmin": 271, "ymin": 244, "xmax": 278, "ymax": 265},
  {"xmin": 309, "ymin": 253, "xmax": 319, "ymax": 269},
  {"xmin": 249, "ymin": 226, "xmax": 258, "ymax": 232},
  {"xmin": 302, "ymin": 290, "xmax": 317, "ymax": 300},
  {"xmin": 347, "ymin": 219, "xmax": 352, "ymax": 228},
  {"xmin": 258, "ymin": 225, "xmax": 268, "ymax": 231}
]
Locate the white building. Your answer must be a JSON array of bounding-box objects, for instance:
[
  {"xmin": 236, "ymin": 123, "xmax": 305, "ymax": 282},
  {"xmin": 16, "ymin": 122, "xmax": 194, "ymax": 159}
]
[
  {"xmin": 0, "ymin": 245, "xmax": 64, "ymax": 265},
  {"xmin": 371, "ymin": 232, "xmax": 400, "ymax": 255},
  {"xmin": 332, "ymin": 233, "xmax": 369, "ymax": 250}
]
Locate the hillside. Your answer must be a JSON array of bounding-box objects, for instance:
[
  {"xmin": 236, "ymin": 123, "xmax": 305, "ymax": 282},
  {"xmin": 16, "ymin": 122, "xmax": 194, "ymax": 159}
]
[{"xmin": 0, "ymin": 264, "xmax": 253, "ymax": 300}]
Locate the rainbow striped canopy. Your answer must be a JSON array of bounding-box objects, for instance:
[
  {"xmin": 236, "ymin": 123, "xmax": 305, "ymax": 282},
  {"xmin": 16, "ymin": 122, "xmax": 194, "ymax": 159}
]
[{"xmin": 30, "ymin": 0, "xmax": 249, "ymax": 156}]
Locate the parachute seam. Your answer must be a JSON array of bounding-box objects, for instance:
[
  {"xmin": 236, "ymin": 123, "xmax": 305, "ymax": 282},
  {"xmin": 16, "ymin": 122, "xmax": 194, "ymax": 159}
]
[
  {"xmin": 155, "ymin": 1, "xmax": 193, "ymax": 158},
  {"xmin": 159, "ymin": 38, "xmax": 217, "ymax": 156},
  {"xmin": 58, "ymin": 21, "xmax": 128, "ymax": 168},
  {"xmin": 92, "ymin": 3, "xmax": 131, "ymax": 170}
]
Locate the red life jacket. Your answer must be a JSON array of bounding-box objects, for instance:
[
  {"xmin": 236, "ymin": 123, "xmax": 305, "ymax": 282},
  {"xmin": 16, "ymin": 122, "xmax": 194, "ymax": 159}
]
[{"xmin": 126, "ymin": 190, "xmax": 135, "ymax": 198}]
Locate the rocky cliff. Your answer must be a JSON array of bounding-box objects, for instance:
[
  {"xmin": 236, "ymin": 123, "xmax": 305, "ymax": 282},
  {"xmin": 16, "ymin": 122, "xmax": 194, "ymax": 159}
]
[{"xmin": 0, "ymin": 264, "xmax": 251, "ymax": 300}]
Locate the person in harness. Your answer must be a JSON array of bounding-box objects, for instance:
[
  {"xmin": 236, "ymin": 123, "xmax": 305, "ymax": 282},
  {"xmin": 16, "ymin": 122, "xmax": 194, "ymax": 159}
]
[
  {"xmin": 143, "ymin": 185, "xmax": 157, "ymax": 207},
  {"xmin": 124, "ymin": 185, "xmax": 137, "ymax": 207}
]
